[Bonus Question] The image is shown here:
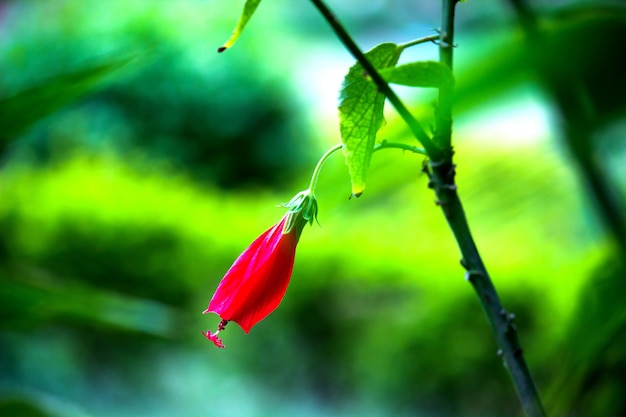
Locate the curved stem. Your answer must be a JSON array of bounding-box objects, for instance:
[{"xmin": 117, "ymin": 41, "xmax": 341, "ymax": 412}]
[
  {"xmin": 308, "ymin": 142, "xmax": 427, "ymax": 193},
  {"xmin": 308, "ymin": 143, "xmax": 343, "ymax": 193}
]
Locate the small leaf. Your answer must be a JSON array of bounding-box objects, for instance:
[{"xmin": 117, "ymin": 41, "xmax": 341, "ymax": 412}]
[
  {"xmin": 218, "ymin": 0, "xmax": 262, "ymax": 52},
  {"xmin": 378, "ymin": 61, "xmax": 453, "ymax": 88},
  {"xmin": 0, "ymin": 53, "xmax": 141, "ymax": 149},
  {"xmin": 338, "ymin": 43, "xmax": 401, "ymax": 197}
]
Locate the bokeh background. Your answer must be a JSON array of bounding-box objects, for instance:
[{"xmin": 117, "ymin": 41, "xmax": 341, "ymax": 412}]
[{"xmin": 1, "ymin": 0, "xmax": 625, "ymax": 416}]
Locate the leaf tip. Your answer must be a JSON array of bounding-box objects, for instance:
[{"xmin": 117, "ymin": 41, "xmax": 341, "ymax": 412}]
[{"xmin": 217, "ymin": 46, "xmax": 228, "ymax": 53}]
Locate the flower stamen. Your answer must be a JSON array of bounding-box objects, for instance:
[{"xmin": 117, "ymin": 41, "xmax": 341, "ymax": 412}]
[{"xmin": 202, "ymin": 319, "xmax": 229, "ymax": 348}]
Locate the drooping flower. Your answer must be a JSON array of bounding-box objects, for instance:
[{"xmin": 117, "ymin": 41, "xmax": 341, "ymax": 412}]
[{"xmin": 202, "ymin": 190, "xmax": 318, "ymax": 348}]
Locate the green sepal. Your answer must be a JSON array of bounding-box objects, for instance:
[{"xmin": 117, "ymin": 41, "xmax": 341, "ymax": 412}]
[
  {"xmin": 378, "ymin": 61, "xmax": 454, "ymax": 88},
  {"xmin": 338, "ymin": 42, "xmax": 402, "ymax": 197},
  {"xmin": 281, "ymin": 190, "xmax": 318, "ymax": 234}
]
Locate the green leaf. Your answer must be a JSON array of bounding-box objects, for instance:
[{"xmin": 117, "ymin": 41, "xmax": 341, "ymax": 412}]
[
  {"xmin": 378, "ymin": 61, "xmax": 453, "ymax": 88},
  {"xmin": 0, "ymin": 53, "xmax": 140, "ymax": 149},
  {"xmin": 338, "ymin": 43, "xmax": 401, "ymax": 197},
  {"xmin": 218, "ymin": 0, "xmax": 262, "ymax": 52}
]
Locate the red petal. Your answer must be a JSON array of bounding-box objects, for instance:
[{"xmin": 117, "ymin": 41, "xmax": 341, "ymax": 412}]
[{"xmin": 206, "ymin": 216, "xmax": 299, "ymax": 333}]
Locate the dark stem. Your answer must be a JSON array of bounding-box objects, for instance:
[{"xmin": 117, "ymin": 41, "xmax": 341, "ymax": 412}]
[
  {"xmin": 430, "ymin": 2, "xmax": 547, "ymax": 416},
  {"xmin": 428, "ymin": 163, "xmax": 548, "ymax": 417},
  {"xmin": 308, "ymin": 0, "xmax": 439, "ymax": 158},
  {"xmin": 311, "ymin": 0, "xmax": 548, "ymax": 416}
]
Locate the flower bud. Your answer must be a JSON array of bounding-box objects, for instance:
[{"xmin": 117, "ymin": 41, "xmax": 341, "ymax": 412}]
[{"xmin": 202, "ymin": 191, "xmax": 317, "ymax": 347}]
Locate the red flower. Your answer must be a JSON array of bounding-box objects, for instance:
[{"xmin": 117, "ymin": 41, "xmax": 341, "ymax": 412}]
[{"xmin": 202, "ymin": 191, "xmax": 317, "ymax": 348}]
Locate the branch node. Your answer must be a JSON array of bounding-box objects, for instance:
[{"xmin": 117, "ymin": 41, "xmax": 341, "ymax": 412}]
[
  {"xmin": 460, "ymin": 258, "xmax": 468, "ymax": 270},
  {"xmin": 464, "ymin": 269, "xmax": 484, "ymax": 282},
  {"xmin": 428, "ymin": 158, "xmax": 447, "ymax": 168},
  {"xmin": 433, "ymin": 28, "xmax": 458, "ymax": 48},
  {"xmin": 447, "ymin": 163, "xmax": 457, "ymax": 180},
  {"xmin": 464, "ymin": 270, "xmax": 470, "ymax": 281}
]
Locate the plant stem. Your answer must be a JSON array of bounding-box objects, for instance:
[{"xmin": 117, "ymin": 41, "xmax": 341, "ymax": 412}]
[
  {"xmin": 374, "ymin": 140, "xmax": 426, "ymax": 155},
  {"xmin": 308, "ymin": 142, "xmax": 427, "ymax": 193},
  {"xmin": 398, "ymin": 34, "xmax": 440, "ymax": 50},
  {"xmin": 435, "ymin": 0, "xmax": 456, "ymax": 151},
  {"xmin": 308, "ymin": 0, "xmax": 439, "ymax": 158},
  {"xmin": 308, "ymin": 143, "xmax": 343, "ymax": 193},
  {"xmin": 434, "ymin": 2, "xmax": 546, "ymax": 416},
  {"xmin": 311, "ymin": 0, "xmax": 548, "ymax": 416},
  {"xmin": 431, "ymin": 174, "xmax": 549, "ymax": 417}
]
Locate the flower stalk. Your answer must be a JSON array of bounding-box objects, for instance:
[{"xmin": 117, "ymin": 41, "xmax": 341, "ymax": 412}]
[{"xmin": 308, "ymin": 143, "xmax": 342, "ymax": 193}]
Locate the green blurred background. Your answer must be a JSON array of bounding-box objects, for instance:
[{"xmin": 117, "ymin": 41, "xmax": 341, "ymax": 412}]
[{"xmin": 1, "ymin": 0, "xmax": 625, "ymax": 416}]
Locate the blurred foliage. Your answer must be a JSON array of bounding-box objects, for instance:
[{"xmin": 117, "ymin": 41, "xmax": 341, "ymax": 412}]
[
  {"xmin": 454, "ymin": 5, "xmax": 626, "ymax": 121},
  {"xmin": 0, "ymin": 144, "xmax": 604, "ymax": 417},
  {"xmin": 0, "ymin": 0, "xmax": 315, "ymax": 188},
  {"xmin": 0, "ymin": 54, "xmax": 139, "ymax": 147},
  {"xmin": 1, "ymin": 1, "xmax": 625, "ymax": 417}
]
